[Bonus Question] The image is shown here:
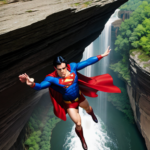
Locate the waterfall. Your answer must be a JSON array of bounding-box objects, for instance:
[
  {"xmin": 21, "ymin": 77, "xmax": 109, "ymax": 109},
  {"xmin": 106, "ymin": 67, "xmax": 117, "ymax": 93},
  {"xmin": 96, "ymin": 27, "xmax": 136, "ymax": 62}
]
[{"xmin": 63, "ymin": 9, "xmax": 120, "ymax": 150}]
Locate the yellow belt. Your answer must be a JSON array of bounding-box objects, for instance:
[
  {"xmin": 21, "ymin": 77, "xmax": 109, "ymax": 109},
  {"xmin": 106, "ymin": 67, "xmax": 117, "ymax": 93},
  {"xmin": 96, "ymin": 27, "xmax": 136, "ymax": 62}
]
[{"xmin": 64, "ymin": 91, "xmax": 81, "ymax": 104}]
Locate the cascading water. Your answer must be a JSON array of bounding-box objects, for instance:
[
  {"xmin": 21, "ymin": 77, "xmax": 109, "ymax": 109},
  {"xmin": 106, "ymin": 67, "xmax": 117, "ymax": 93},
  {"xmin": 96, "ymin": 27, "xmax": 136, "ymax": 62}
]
[{"xmin": 63, "ymin": 9, "xmax": 120, "ymax": 150}]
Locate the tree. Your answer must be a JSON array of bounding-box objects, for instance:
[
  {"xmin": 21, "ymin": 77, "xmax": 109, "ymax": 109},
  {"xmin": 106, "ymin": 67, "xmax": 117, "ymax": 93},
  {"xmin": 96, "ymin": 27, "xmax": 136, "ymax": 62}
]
[{"xmin": 111, "ymin": 1, "xmax": 150, "ymax": 85}]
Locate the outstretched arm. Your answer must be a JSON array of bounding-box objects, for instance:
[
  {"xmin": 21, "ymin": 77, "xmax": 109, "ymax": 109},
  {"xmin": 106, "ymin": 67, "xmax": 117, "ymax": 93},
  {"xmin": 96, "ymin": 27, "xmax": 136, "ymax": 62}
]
[
  {"xmin": 19, "ymin": 73, "xmax": 52, "ymax": 90},
  {"xmin": 76, "ymin": 46, "xmax": 111, "ymax": 70},
  {"xmin": 30, "ymin": 80, "xmax": 51, "ymax": 90},
  {"xmin": 76, "ymin": 55, "xmax": 103, "ymax": 70}
]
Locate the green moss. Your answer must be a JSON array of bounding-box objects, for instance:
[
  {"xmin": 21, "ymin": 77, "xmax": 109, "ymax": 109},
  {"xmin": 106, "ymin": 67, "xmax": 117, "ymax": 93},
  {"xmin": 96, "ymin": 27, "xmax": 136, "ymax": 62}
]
[
  {"xmin": 129, "ymin": 49, "xmax": 150, "ymax": 62},
  {"xmin": 0, "ymin": 0, "xmax": 7, "ymax": 5},
  {"xmin": 129, "ymin": 49, "xmax": 137, "ymax": 56},
  {"xmin": 129, "ymin": 49, "xmax": 141, "ymax": 56},
  {"xmin": 71, "ymin": 1, "xmax": 93, "ymax": 8},
  {"xmin": 138, "ymin": 52, "xmax": 150, "ymax": 62},
  {"xmin": 74, "ymin": 2, "xmax": 80, "ymax": 6},
  {"xmin": 26, "ymin": 10, "xmax": 34, "ymax": 13},
  {"xmin": 83, "ymin": 1, "xmax": 92, "ymax": 5},
  {"xmin": 143, "ymin": 63, "xmax": 150, "ymax": 68},
  {"xmin": 0, "ymin": 0, "xmax": 6, "ymax": 2},
  {"xmin": 82, "ymin": 1, "xmax": 92, "ymax": 7}
]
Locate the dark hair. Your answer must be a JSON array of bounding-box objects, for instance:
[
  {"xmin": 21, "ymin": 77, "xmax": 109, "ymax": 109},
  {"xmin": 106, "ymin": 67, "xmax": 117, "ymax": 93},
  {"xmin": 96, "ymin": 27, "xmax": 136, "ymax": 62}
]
[{"xmin": 53, "ymin": 56, "xmax": 67, "ymax": 68}]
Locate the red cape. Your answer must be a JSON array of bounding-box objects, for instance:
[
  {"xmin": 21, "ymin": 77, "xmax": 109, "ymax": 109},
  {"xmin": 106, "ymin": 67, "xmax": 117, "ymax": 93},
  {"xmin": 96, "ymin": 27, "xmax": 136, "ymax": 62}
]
[{"xmin": 46, "ymin": 64, "xmax": 121, "ymax": 121}]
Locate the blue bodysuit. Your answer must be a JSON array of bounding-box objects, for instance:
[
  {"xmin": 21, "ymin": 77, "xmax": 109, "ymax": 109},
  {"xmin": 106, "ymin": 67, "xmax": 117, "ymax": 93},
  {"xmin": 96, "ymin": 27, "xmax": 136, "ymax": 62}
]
[{"xmin": 32, "ymin": 56, "xmax": 102, "ymax": 102}]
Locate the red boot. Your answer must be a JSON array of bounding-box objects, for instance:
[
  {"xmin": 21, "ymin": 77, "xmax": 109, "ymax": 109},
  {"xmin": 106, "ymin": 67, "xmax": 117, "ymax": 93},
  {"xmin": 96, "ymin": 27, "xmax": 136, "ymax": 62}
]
[
  {"xmin": 87, "ymin": 106, "xmax": 98, "ymax": 123},
  {"xmin": 75, "ymin": 127, "xmax": 88, "ymax": 150}
]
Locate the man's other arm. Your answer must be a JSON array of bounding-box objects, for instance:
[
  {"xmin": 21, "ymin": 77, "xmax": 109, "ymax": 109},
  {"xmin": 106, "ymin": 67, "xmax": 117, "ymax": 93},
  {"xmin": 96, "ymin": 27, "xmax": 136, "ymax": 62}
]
[
  {"xmin": 76, "ymin": 46, "xmax": 111, "ymax": 70},
  {"xmin": 76, "ymin": 55, "xmax": 104, "ymax": 70}
]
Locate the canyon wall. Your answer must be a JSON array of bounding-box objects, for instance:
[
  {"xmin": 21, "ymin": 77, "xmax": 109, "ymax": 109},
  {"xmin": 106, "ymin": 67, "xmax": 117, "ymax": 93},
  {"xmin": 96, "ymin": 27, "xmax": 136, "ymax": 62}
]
[
  {"xmin": 127, "ymin": 50, "xmax": 150, "ymax": 150},
  {"xmin": 111, "ymin": 10, "xmax": 150, "ymax": 149},
  {"xmin": 111, "ymin": 9, "xmax": 150, "ymax": 149}
]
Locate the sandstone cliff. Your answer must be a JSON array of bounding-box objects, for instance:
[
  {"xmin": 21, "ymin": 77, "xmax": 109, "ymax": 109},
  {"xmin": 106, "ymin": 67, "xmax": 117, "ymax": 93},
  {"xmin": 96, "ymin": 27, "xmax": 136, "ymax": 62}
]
[
  {"xmin": 127, "ymin": 50, "xmax": 150, "ymax": 150},
  {"xmin": 0, "ymin": 0, "xmax": 127, "ymax": 149}
]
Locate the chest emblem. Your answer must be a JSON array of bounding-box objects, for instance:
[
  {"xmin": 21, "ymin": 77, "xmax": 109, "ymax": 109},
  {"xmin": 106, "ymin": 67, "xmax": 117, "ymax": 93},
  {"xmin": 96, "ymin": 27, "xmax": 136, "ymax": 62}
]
[{"xmin": 59, "ymin": 72, "xmax": 75, "ymax": 88}]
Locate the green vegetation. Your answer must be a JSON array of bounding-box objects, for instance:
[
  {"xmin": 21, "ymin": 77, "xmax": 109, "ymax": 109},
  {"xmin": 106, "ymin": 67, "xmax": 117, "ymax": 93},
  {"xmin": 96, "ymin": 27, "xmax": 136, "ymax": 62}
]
[
  {"xmin": 130, "ymin": 18, "xmax": 150, "ymax": 55},
  {"xmin": 0, "ymin": 0, "xmax": 7, "ymax": 5},
  {"xmin": 83, "ymin": 1, "xmax": 92, "ymax": 5},
  {"xmin": 136, "ymin": 50, "xmax": 150, "ymax": 62},
  {"xmin": 110, "ymin": 1, "xmax": 150, "ymax": 84},
  {"xmin": 74, "ymin": 2, "xmax": 80, "ymax": 6},
  {"xmin": 143, "ymin": 63, "xmax": 150, "ymax": 68},
  {"xmin": 120, "ymin": 0, "xmax": 150, "ymax": 11},
  {"xmin": 120, "ymin": 0, "xmax": 143, "ymax": 11},
  {"xmin": 109, "ymin": 61, "xmax": 131, "ymax": 85},
  {"xmin": 130, "ymin": 49, "xmax": 150, "ymax": 68},
  {"xmin": 129, "ymin": 49, "xmax": 142, "ymax": 56},
  {"xmin": 83, "ymin": 1, "xmax": 92, "ymax": 7},
  {"xmin": 26, "ymin": 10, "xmax": 34, "ymax": 13},
  {"xmin": 108, "ymin": 87, "xmax": 134, "ymax": 123},
  {"xmin": 71, "ymin": 1, "xmax": 93, "ymax": 8},
  {"xmin": 24, "ymin": 102, "xmax": 60, "ymax": 150}
]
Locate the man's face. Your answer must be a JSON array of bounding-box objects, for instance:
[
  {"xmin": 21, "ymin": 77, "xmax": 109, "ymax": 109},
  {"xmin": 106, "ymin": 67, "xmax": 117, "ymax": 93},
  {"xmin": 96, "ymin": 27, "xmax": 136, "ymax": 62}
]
[{"xmin": 56, "ymin": 63, "xmax": 67, "ymax": 78}]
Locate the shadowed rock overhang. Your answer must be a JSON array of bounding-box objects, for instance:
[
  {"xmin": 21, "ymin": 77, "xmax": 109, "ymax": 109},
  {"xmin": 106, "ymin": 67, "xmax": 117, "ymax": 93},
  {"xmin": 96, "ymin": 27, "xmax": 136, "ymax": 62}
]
[{"xmin": 0, "ymin": 0, "xmax": 127, "ymax": 92}]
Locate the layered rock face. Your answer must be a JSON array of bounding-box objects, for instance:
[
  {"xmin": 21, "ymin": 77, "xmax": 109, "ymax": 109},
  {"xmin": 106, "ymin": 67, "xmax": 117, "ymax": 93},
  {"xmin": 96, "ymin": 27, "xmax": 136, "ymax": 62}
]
[
  {"xmin": 0, "ymin": 0, "xmax": 127, "ymax": 92},
  {"xmin": 0, "ymin": 0, "xmax": 127, "ymax": 149},
  {"xmin": 127, "ymin": 51, "xmax": 150, "ymax": 150}
]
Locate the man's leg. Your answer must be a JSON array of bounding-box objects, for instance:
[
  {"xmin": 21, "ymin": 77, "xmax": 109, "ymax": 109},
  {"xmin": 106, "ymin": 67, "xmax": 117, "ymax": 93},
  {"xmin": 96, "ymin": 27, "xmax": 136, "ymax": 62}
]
[
  {"xmin": 79, "ymin": 98, "xmax": 98, "ymax": 123},
  {"xmin": 79, "ymin": 98, "xmax": 90, "ymax": 112},
  {"xmin": 67, "ymin": 108, "xmax": 87, "ymax": 150},
  {"xmin": 67, "ymin": 108, "xmax": 82, "ymax": 130}
]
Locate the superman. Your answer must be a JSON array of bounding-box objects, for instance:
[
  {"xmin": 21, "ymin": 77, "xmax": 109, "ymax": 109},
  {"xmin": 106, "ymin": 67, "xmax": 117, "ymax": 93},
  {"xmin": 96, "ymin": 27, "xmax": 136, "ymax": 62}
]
[{"xmin": 19, "ymin": 46, "xmax": 121, "ymax": 150}]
